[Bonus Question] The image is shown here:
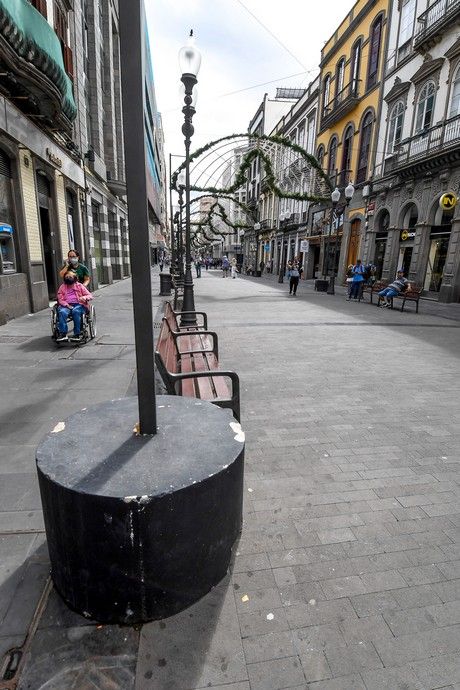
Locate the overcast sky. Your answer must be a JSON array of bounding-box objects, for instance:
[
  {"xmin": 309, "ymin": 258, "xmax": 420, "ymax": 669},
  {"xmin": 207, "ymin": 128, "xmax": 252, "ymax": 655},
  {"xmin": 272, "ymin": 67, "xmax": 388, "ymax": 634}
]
[{"xmin": 145, "ymin": 0, "xmax": 355, "ymax": 176}]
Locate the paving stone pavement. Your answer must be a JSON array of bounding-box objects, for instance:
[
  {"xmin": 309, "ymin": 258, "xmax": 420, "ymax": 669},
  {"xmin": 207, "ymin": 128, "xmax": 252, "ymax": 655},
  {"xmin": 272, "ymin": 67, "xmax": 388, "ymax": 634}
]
[{"xmin": 1, "ymin": 268, "xmax": 460, "ymax": 689}]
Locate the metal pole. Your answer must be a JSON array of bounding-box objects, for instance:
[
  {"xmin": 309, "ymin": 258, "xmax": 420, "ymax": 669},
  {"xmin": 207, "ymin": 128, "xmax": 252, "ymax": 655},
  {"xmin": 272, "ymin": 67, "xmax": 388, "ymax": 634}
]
[
  {"xmin": 278, "ymin": 239, "xmax": 285, "ymax": 283},
  {"xmin": 169, "ymin": 153, "xmax": 176, "ymax": 274},
  {"xmin": 327, "ymin": 202, "xmax": 338, "ymax": 295},
  {"xmin": 180, "ymin": 73, "xmax": 197, "ymax": 326},
  {"xmin": 178, "ymin": 186, "xmax": 185, "ymax": 280},
  {"xmin": 119, "ymin": 0, "xmax": 156, "ymax": 434}
]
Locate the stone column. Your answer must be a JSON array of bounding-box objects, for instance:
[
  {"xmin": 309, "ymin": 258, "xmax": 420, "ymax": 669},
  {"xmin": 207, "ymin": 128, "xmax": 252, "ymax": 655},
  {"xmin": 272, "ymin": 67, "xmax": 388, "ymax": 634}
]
[
  {"xmin": 381, "ymin": 227, "xmax": 399, "ymax": 282},
  {"xmin": 410, "ymin": 222, "xmax": 430, "ymax": 286},
  {"xmin": 439, "ymin": 217, "xmax": 460, "ymax": 302}
]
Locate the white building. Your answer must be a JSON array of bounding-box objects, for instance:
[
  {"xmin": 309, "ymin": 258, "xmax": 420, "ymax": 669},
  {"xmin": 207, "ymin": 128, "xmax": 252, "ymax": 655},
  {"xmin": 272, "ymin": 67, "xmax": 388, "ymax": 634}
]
[{"xmin": 368, "ymin": 0, "xmax": 460, "ymax": 301}]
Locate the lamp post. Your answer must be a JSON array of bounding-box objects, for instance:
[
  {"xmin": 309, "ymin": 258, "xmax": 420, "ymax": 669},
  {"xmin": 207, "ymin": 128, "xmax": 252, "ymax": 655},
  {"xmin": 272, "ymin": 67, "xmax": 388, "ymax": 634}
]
[
  {"xmin": 327, "ymin": 181, "xmax": 355, "ymax": 295},
  {"xmin": 177, "ymin": 171, "xmax": 186, "ymax": 280},
  {"xmin": 254, "ymin": 222, "xmax": 261, "ymax": 275},
  {"xmin": 278, "ymin": 212, "xmax": 291, "ymax": 283},
  {"xmin": 179, "ymin": 31, "xmax": 201, "ymax": 326},
  {"xmin": 326, "ymin": 187, "xmax": 341, "ymax": 294}
]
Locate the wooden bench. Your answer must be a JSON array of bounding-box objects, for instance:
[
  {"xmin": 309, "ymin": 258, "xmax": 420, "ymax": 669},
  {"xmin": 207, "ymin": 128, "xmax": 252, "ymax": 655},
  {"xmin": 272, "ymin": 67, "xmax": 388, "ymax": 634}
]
[
  {"xmin": 164, "ymin": 301, "xmax": 208, "ymax": 332},
  {"xmin": 359, "ymin": 280, "xmax": 388, "ymax": 303},
  {"xmin": 377, "ymin": 285, "xmax": 423, "ymax": 313},
  {"xmin": 155, "ymin": 318, "xmax": 240, "ymax": 421}
]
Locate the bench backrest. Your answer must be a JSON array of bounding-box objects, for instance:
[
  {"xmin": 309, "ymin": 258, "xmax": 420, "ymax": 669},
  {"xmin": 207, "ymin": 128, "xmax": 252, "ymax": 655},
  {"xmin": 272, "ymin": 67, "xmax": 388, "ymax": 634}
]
[
  {"xmin": 156, "ymin": 318, "xmax": 179, "ymax": 374},
  {"xmin": 164, "ymin": 302, "xmax": 179, "ymax": 332}
]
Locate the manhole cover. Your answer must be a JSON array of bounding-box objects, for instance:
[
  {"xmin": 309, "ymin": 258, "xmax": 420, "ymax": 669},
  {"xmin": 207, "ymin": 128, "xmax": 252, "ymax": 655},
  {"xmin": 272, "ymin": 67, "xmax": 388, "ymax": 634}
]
[{"xmin": 0, "ymin": 335, "xmax": 32, "ymax": 343}]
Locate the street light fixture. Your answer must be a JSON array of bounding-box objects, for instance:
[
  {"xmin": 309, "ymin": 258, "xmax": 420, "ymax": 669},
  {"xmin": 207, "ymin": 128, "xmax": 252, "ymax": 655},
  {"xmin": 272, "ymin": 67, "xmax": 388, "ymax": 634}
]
[
  {"xmin": 327, "ymin": 182, "xmax": 355, "ymax": 295},
  {"xmin": 179, "ymin": 30, "xmax": 201, "ymax": 326}
]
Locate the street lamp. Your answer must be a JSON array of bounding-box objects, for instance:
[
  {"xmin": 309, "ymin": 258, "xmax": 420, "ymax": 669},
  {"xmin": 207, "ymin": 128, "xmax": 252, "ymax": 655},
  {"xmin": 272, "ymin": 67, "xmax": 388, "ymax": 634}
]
[
  {"xmin": 177, "ymin": 170, "xmax": 186, "ymax": 280},
  {"xmin": 179, "ymin": 30, "xmax": 201, "ymax": 326},
  {"xmin": 277, "ymin": 211, "xmax": 291, "ymax": 283},
  {"xmin": 327, "ymin": 182, "xmax": 355, "ymax": 295}
]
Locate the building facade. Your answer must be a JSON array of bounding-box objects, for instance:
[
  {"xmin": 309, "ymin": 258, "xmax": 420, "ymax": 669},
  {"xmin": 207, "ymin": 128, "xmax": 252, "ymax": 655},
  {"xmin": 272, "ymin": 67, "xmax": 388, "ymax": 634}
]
[
  {"xmin": 314, "ymin": 0, "xmax": 391, "ymax": 282},
  {"xmin": 0, "ymin": 0, "xmax": 167, "ymax": 323},
  {"xmin": 367, "ymin": 0, "xmax": 460, "ymax": 302}
]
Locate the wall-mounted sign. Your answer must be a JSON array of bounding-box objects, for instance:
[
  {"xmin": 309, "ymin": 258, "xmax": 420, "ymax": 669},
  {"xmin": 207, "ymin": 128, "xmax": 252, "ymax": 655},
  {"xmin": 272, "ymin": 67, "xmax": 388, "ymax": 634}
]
[
  {"xmin": 367, "ymin": 202, "xmax": 375, "ymax": 212},
  {"xmin": 46, "ymin": 148, "xmax": 63, "ymax": 168},
  {"xmin": 439, "ymin": 192, "xmax": 457, "ymax": 211},
  {"xmin": 0, "ymin": 223, "xmax": 13, "ymax": 234},
  {"xmin": 400, "ymin": 230, "xmax": 416, "ymax": 241},
  {"xmin": 300, "ymin": 240, "xmax": 309, "ymax": 252}
]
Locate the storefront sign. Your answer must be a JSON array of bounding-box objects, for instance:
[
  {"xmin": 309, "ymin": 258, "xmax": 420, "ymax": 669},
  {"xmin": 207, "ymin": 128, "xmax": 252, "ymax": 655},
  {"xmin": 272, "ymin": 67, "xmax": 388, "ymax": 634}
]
[
  {"xmin": 46, "ymin": 148, "xmax": 63, "ymax": 168},
  {"xmin": 0, "ymin": 223, "xmax": 13, "ymax": 234},
  {"xmin": 366, "ymin": 201, "xmax": 375, "ymax": 216},
  {"xmin": 439, "ymin": 192, "xmax": 457, "ymax": 211},
  {"xmin": 300, "ymin": 240, "xmax": 309, "ymax": 252},
  {"xmin": 400, "ymin": 230, "xmax": 416, "ymax": 241}
]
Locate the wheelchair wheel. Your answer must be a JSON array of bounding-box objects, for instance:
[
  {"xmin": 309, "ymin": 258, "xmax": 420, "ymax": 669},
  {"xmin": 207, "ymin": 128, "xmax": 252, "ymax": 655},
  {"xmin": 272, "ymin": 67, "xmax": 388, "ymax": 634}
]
[
  {"xmin": 50, "ymin": 304, "xmax": 58, "ymax": 340},
  {"xmin": 88, "ymin": 305, "xmax": 97, "ymax": 340}
]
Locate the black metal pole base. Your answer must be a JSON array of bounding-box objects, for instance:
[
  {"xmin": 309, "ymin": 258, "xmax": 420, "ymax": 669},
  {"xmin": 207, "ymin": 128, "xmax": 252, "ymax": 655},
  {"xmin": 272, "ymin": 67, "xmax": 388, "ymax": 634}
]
[
  {"xmin": 36, "ymin": 396, "xmax": 244, "ymax": 624},
  {"xmin": 159, "ymin": 273, "xmax": 172, "ymax": 296},
  {"xmin": 327, "ymin": 276, "xmax": 335, "ymax": 295},
  {"xmin": 181, "ymin": 267, "xmax": 197, "ymax": 326}
]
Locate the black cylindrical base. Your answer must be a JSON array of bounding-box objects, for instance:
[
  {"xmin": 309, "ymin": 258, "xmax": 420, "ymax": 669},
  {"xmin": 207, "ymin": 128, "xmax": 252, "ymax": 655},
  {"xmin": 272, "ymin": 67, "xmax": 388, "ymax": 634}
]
[
  {"xmin": 315, "ymin": 279, "xmax": 329, "ymax": 292},
  {"xmin": 159, "ymin": 273, "xmax": 172, "ymax": 295},
  {"xmin": 36, "ymin": 396, "xmax": 244, "ymax": 624}
]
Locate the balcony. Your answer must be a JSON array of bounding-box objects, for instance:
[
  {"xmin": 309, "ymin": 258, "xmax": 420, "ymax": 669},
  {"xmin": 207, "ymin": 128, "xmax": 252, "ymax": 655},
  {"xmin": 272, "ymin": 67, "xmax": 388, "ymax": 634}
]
[
  {"xmin": 414, "ymin": 0, "xmax": 460, "ymax": 52},
  {"xmin": 0, "ymin": 0, "xmax": 76, "ymax": 130},
  {"xmin": 376, "ymin": 113, "xmax": 460, "ymax": 177},
  {"xmin": 321, "ymin": 80, "xmax": 360, "ymax": 131}
]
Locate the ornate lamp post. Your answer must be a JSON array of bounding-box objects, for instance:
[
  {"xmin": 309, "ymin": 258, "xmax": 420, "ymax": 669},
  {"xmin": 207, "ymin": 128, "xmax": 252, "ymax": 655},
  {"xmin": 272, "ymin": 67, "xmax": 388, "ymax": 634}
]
[
  {"xmin": 179, "ymin": 31, "xmax": 201, "ymax": 326},
  {"xmin": 177, "ymin": 171, "xmax": 186, "ymax": 280},
  {"xmin": 278, "ymin": 212, "xmax": 290, "ymax": 283},
  {"xmin": 327, "ymin": 181, "xmax": 355, "ymax": 295},
  {"xmin": 326, "ymin": 187, "xmax": 341, "ymax": 294}
]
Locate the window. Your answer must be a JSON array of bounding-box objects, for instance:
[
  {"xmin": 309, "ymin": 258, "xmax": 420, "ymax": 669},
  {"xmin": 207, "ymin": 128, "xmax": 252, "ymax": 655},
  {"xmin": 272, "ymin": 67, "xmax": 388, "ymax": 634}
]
[
  {"xmin": 336, "ymin": 59, "xmax": 345, "ymax": 102},
  {"xmin": 387, "ymin": 101, "xmax": 405, "ymax": 153},
  {"xmin": 399, "ymin": 0, "xmax": 416, "ymax": 48},
  {"xmin": 415, "ymin": 81, "xmax": 435, "ymax": 133},
  {"xmin": 317, "ymin": 145, "xmax": 325, "ymax": 168},
  {"xmin": 367, "ymin": 16, "xmax": 383, "ymax": 90},
  {"xmin": 351, "ymin": 39, "xmax": 362, "ymax": 93},
  {"xmin": 327, "ymin": 136, "xmax": 338, "ymax": 176},
  {"xmin": 449, "ymin": 64, "xmax": 460, "ymax": 118},
  {"xmin": 357, "ymin": 112, "xmax": 373, "ymax": 183},
  {"xmin": 342, "ymin": 126, "xmax": 353, "ymax": 178},
  {"xmin": 306, "ymin": 116, "xmax": 315, "ymax": 154},
  {"xmin": 323, "ymin": 75, "xmax": 331, "ymax": 113},
  {"xmin": 29, "ymin": 0, "xmax": 47, "ymax": 18},
  {"xmin": 297, "ymin": 122, "xmax": 305, "ymax": 149}
]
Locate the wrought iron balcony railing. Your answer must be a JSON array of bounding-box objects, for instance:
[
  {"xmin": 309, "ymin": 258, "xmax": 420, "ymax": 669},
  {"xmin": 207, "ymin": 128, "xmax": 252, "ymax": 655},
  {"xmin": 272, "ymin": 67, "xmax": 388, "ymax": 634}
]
[
  {"xmin": 321, "ymin": 80, "xmax": 360, "ymax": 131},
  {"xmin": 374, "ymin": 113, "xmax": 460, "ymax": 177},
  {"xmin": 414, "ymin": 0, "xmax": 460, "ymax": 51}
]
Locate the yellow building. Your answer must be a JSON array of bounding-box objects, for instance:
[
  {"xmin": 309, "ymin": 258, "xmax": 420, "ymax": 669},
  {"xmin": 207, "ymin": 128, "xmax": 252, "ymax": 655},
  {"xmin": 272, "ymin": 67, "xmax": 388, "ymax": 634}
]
[{"xmin": 315, "ymin": 0, "xmax": 390, "ymax": 276}]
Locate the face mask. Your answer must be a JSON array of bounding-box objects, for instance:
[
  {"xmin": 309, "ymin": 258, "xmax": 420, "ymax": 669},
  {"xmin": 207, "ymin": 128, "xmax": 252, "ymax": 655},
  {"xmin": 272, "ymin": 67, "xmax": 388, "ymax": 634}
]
[
  {"xmin": 69, "ymin": 257, "xmax": 78, "ymax": 265},
  {"xmin": 64, "ymin": 276, "xmax": 76, "ymax": 285}
]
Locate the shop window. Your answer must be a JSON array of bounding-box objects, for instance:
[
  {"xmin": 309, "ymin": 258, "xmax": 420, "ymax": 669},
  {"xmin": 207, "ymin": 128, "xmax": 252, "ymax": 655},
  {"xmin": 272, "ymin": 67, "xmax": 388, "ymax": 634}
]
[
  {"xmin": 357, "ymin": 112, "xmax": 373, "ymax": 183},
  {"xmin": 367, "ymin": 16, "xmax": 383, "ymax": 90},
  {"xmin": 415, "ymin": 81, "xmax": 435, "ymax": 133},
  {"xmin": 387, "ymin": 101, "xmax": 405, "ymax": 153}
]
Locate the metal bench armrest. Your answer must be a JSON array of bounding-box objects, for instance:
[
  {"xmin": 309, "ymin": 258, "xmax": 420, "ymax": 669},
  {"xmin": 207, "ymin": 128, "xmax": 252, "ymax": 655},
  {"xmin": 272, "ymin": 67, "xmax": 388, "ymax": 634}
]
[{"xmin": 170, "ymin": 369, "xmax": 240, "ymax": 421}]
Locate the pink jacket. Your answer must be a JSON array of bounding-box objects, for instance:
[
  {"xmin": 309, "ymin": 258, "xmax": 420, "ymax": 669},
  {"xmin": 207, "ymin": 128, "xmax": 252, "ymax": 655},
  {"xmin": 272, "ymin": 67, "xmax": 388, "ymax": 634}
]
[{"xmin": 57, "ymin": 281, "xmax": 93, "ymax": 309}]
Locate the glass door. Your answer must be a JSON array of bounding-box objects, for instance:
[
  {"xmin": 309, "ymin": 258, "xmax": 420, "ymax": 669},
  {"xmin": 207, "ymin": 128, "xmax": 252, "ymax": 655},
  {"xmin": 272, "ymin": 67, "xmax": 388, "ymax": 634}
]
[{"xmin": 424, "ymin": 238, "xmax": 449, "ymax": 292}]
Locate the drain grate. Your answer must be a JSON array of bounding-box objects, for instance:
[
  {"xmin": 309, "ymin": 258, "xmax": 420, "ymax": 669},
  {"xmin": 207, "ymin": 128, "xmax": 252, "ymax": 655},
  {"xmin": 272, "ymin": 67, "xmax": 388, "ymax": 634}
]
[{"xmin": 0, "ymin": 335, "xmax": 32, "ymax": 344}]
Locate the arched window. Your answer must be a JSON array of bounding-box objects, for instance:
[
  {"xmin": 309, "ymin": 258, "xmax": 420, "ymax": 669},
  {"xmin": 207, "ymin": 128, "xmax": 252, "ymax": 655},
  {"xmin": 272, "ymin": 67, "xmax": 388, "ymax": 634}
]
[
  {"xmin": 387, "ymin": 101, "xmax": 405, "ymax": 153},
  {"xmin": 336, "ymin": 59, "xmax": 345, "ymax": 102},
  {"xmin": 341, "ymin": 125, "xmax": 354, "ymax": 180},
  {"xmin": 367, "ymin": 15, "xmax": 383, "ymax": 89},
  {"xmin": 323, "ymin": 75, "xmax": 331, "ymax": 113},
  {"xmin": 449, "ymin": 64, "xmax": 460, "ymax": 118},
  {"xmin": 317, "ymin": 145, "xmax": 325, "ymax": 168},
  {"xmin": 351, "ymin": 39, "xmax": 362, "ymax": 94},
  {"xmin": 327, "ymin": 136, "xmax": 338, "ymax": 177},
  {"xmin": 415, "ymin": 81, "xmax": 435, "ymax": 133},
  {"xmin": 357, "ymin": 111, "xmax": 373, "ymax": 183}
]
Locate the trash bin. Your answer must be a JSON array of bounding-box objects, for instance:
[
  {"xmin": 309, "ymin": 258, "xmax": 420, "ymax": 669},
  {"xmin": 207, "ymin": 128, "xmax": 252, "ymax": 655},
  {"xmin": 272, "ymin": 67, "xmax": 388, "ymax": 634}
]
[
  {"xmin": 315, "ymin": 279, "xmax": 329, "ymax": 292},
  {"xmin": 159, "ymin": 273, "xmax": 172, "ymax": 296}
]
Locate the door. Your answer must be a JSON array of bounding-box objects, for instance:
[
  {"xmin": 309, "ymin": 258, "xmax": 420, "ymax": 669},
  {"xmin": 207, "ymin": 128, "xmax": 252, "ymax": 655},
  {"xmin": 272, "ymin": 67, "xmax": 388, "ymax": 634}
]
[
  {"xmin": 91, "ymin": 202, "xmax": 103, "ymax": 284},
  {"xmin": 373, "ymin": 239, "xmax": 387, "ymax": 279},
  {"xmin": 424, "ymin": 238, "xmax": 449, "ymax": 292},
  {"xmin": 347, "ymin": 219, "xmax": 361, "ymax": 267},
  {"xmin": 398, "ymin": 245, "xmax": 413, "ymax": 278},
  {"xmin": 37, "ymin": 173, "xmax": 57, "ymax": 300}
]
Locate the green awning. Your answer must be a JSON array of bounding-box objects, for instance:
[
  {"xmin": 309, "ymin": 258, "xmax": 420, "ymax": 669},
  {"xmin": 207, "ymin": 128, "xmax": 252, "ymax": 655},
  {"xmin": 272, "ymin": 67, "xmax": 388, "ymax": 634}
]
[{"xmin": 0, "ymin": 0, "xmax": 76, "ymax": 121}]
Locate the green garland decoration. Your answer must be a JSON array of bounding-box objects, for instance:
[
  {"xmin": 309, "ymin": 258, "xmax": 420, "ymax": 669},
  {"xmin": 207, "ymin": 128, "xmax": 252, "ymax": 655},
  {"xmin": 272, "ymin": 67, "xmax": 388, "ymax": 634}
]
[{"xmin": 171, "ymin": 133, "xmax": 332, "ymax": 203}]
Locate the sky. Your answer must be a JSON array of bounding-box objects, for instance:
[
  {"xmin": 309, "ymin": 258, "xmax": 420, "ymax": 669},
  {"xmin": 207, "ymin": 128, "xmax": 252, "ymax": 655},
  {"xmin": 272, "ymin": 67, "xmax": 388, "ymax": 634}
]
[{"xmin": 145, "ymin": 0, "xmax": 356, "ymax": 177}]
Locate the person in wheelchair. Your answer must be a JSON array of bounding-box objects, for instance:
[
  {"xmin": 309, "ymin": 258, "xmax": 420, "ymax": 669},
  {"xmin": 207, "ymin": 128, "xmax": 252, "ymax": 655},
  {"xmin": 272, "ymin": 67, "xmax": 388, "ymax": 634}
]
[{"xmin": 56, "ymin": 270, "xmax": 93, "ymax": 342}]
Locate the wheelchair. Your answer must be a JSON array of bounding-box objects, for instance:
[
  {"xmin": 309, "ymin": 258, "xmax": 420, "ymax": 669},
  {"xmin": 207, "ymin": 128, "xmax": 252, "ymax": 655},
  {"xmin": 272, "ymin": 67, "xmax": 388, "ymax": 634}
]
[{"xmin": 51, "ymin": 302, "xmax": 97, "ymax": 345}]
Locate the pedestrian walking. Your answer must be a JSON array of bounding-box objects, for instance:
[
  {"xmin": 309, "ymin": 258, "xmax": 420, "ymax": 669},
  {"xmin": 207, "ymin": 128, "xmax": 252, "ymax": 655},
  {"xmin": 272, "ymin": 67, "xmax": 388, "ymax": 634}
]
[
  {"xmin": 288, "ymin": 260, "xmax": 301, "ymax": 296},
  {"xmin": 347, "ymin": 259, "xmax": 366, "ymax": 300},
  {"xmin": 222, "ymin": 255, "xmax": 230, "ymax": 277},
  {"xmin": 231, "ymin": 257, "xmax": 237, "ymax": 279},
  {"xmin": 194, "ymin": 257, "xmax": 202, "ymax": 278}
]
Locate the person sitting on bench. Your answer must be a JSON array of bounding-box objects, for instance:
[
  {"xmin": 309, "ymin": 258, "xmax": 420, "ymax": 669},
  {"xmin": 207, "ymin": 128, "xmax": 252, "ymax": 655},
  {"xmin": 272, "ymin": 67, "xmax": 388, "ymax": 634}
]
[{"xmin": 378, "ymin": 270, "xmax": 410, "ymax": 308}]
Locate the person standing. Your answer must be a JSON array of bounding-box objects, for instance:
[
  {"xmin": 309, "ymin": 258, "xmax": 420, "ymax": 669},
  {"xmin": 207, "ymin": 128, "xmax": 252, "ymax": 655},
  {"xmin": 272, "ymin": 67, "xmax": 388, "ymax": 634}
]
[
  {"xmin": 195, "ymin": 257, "xmax": 202, "ymax": 278},
  {"xmin": 222, "ymin": 255, "xmax": 230, "ymax": 277},
  {"xmin": 288, "ymin": 260, "xmax": 301, "ymax": 296},
  {"xmin": 231, "ymin": 257, "xmax": 237, "ymax": 279},
  {"xmin": 347, "ymin": 259, "xmax": 366, "ymax": 300},
  {"xmin": 59, "ymin": 250, "xmax": 91, "ymax": 287}
]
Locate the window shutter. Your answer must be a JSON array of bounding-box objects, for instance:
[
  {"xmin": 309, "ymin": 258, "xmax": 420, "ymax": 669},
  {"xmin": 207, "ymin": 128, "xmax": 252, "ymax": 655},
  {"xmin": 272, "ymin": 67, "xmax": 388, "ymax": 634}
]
[
  {"xmin": 0, "ymin": 150, "xmax": 11, "ymax": 178},
  {"xmin": 64, "ymin": 46, "xmax": 74, "ymax": 79}
]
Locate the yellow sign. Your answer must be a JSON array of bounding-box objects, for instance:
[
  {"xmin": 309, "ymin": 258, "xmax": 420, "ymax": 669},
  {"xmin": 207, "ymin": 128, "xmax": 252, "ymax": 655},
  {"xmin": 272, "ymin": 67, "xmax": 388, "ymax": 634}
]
[
  {"xmin": 439, "ymin": 192, "xmax": 457, "ymax": 211},
  {"xmin": 401, "ymin": 230, "xmax": 409, "ymax": 241}
]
